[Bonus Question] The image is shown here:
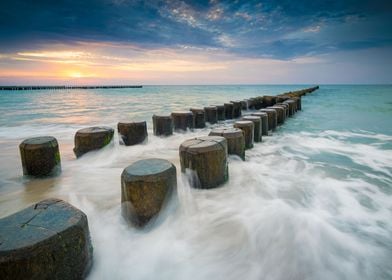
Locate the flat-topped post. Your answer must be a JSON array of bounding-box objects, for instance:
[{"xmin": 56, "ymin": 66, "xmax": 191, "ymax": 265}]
[
  {"xmin": 209, "ymin": 128, "xmax": 245, "ymax": 160},
  {"xmin": 73, "ymin": 127, "xmax": 114, "ymax": 158},
  {"xmin": 0, "ymin": 199, "xmax": 93, "ymax": 279},
  {"xmin": 121, "ymin": 158, "xmax": 176, "ymax": 227},
  {"xmin": 179, "ymin": 136, "xmax": 228, "ymax": 189},
  {"xmin": 234, "ymin": 121, "xmax": 254, "ymax": 149},
  {"xmin": 118, "ymin": 121, "xmax": 148, "ymax": 145},
  {"xmin": 19, "ymin": 136, "xmax": 61, "ymax": 177},
  {"xmin": 152, "ymin": 114, "xmax": 173, "ymax": 136},
  {"xmin": 171, "ymin": 111, "xmax": 194, "ymax": 131}
]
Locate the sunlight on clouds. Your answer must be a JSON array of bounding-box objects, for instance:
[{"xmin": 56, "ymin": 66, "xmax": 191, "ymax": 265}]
[{"xmin": 18, "ymin": 51, "xmax": 90, "ymax": 59}]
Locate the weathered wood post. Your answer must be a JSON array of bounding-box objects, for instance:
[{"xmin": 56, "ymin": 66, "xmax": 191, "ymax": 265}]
[
  {"xmin": 275, "ymin": 103, "xmax": 289, "ymax": 118},
  {"xmin": 231, "ymin": 101, "xmax": 242, "ymax": 118},
  {"xmin": 121, "ymin": 158, "xmax": 176, "ymax": 227},
  {"xmin": 263, "ymin": 96, "xmax": 277, "ymax": 107},
  {"xmin": 0, "ymin": 199, "xmax": 93, "ymax": 279},
  {"xmin": 224, "ymin": 103, "xmax": 234, "ymax": 119},
  {"xmin": 260, "ymin": 109, "xmax": 277, "ymax": 131},
  {"xmin": 254, "ymin": 97, "xmax": 264, "ymax": 109},
  {"xmin": 118, "ymin": 121, "xmax": 148, "ymax": 145},
  {"xmin": 242, "ymin": 116, "xmax": 262, "ymax": 142},
  {"xmin": 204, "ymin": 106, "xmax": 218, "ymax": 124},
  {"xmin": 251, "ymin": 112, "xmax": 269, "ymax": 136},
  {"xmin": 292, "ymin": 97, "xmax": 301, "ymax": 110},
  {"xmin": 234, "ymin": 120, "xmax": 254, "ymax": 149},
  {"xmin": 271, "ymin": 105, "xmax": 287, "ymax": 123},
  {"xmin": 171, "ymin": 111, "xmax": 194, "ymax": 131},
  {"xmin": 152, "ymin": 114, "xmax": 173, "ymax": 136},
  {"xmin": 215, "ymin": 105, "xmax": 226, "ymax": 121},
  {"xmin": 73, "ymin": 127, "xmax": 114, "ymax": 158},
  {"xmin": 190, "ymin": 108, "xmax": 206, "ymax": 128},
  {"xmin": 19, "ymin": 136, "xmax": 61, "ymax": 177},
  {"xmin": 209, "ymin": 128, "xmax": 245, "ymax": 160},
  {"xmin": 283, "ymin": 100, "xmax": 296, "ymax": 116},
  {"xmin": 241, "ymin": 100, "xmax": 248, "ymax": 110},
  {"xmin": 179, "ymin": 136, "xmax": 228, "ymax": 189},
  {"xmin": 267, "ymin": 106, "xmax": 285, "ymax": 125}
]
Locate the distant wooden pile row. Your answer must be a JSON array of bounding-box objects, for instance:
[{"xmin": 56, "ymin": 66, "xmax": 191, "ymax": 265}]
[{"xmin": 0, "ymin": 85, "xmax": 142, "ymax": 90}]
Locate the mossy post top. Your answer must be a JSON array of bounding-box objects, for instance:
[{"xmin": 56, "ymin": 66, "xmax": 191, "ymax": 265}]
[
  {"xmin": 122, "ymin": 158, "xmax": 176, "ymax": 182},
  {"xmin": 76, "ymin": 126, "xmax": 114, "ymax": 135},
  {"xmin": 19, "ymin": 136, "xmax": 58, "ymax": 147},
  {"xmin": 0, "ymin": 198, "xmax": 88, "ymax": 252}
]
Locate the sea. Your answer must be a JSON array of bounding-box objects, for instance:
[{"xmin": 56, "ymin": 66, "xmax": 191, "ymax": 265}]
[{"xmin": 0, "ymin": 85, "xmax": 391, "ymax": 280}]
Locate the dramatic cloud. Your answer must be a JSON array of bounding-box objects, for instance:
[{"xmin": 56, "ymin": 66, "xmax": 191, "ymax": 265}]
[{"xmin": 0, "ymin": 0, "xmax": 391, "ymax": 83}]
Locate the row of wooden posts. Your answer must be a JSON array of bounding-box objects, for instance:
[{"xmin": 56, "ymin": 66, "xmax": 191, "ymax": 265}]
[{"xmin": 1, "ymin": 86, "xmax": 319, "ymax": 279}]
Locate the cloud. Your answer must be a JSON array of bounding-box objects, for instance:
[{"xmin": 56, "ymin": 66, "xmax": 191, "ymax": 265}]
[{"xmin": 0, "ymin": 0, "xmax": 391, "ymax": 62}]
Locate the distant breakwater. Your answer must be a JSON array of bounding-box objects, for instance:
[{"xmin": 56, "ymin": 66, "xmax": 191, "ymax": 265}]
[{"xmin": 0, "ymin": 85, "xmax": 143, "ymax": 91}]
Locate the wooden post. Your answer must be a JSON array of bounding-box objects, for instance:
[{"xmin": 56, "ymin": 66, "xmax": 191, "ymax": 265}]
[
  {"xmin": 73, "ymin": 127, "xmax": 114, "ymax": 158},
  {"xmin": 179, "ymin": 136, "xmax": 228, "ymax": 189},
  {"xmin": 224, "ymin": 103, "xmax": 234, "ymax": 119},
  {"xmin": 19, "ymin": 136, "xmax": 61, "ymax": 177},
  {"xmin": 0, "ymin": 199, "xmax": 93, "ymax": 279},
  {"xmin": 121, "ymin": 158, "xmax": 176, "ymax": 227},
  {"xmin": 234, "ymin": 120, "xmax": 254, "ymax": 149},
  {"xmin": 260, "ymin": 109, "xmax": 277, "ymax": 131},
  {"xmin": 251, "ymin": 112, "xmax": 269, "ymax": 136},
  {"xmin": 118, "ymin": 121, "xmax": 148, "ymax": 145},
  {"xmin": 215, "ymin": 105, "xmax": 226, "ymax": 121},
  {"xmin": 209, "ymin": 128, "xmax": 245, "ymax": 160},
  {"xmin": 152, "ymin": 115, "xmax": 173, "ymax": 136},
  {"xmin": 171, "ymin": 111, "xmax": 194, "ymax": 131},
  {"xmin": 190, "ymin": 108, "xmax": 206, "ymax": 128},
  {"xmin": 204, "ymin": 106, "xmax": 218, "ymax": 124},
  {"xmin": 242, "ymin": 116, "xmax": 262, "ymax": 142}
]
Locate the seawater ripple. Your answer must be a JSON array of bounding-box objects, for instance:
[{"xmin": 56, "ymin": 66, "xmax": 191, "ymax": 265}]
[{"xmin": 0, "ymin": 85, "xmax": 391, "ymax": 280}]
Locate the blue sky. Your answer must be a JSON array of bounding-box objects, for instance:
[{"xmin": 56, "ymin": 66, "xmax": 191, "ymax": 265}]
[{"xmin": 0, "ymin": 0, "xmax": 391, "ymax": 84}]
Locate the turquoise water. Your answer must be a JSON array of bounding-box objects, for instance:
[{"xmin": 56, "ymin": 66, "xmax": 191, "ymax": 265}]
[{"xmin": 0, "ymin": 85, "xmax": 391, "ymax": 280}]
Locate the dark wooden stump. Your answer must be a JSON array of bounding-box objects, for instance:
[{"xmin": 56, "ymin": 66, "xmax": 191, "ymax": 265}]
[
  {"xmin": 260, "ymin": 109, "xmax": 278, "ymax": 131},
  {"xmin": 267, "ymin": 106, "xmax": 285, "ymax": 125},
  {"xmin": 204, "ymin": 106, "xmax": 218, "ymax": 124},
  {"xmin": 121, "ymin": 158, "xmax": 176, "ymax": 227},
  {"xmin": 224, "ymin": 103, "xmax": 234, "ymax": 119},
  {"xmin": 19, "ymin": 136, "xmax": 61, "ymax": 177},
  {"xmin": 209, "ymin": 128, "xmax": 245, "ymax": 160},
  {"xmin": 190, "ymin": 108, "xmax": 206, "ymax": 128},
  {"xmin": 242, "ymin": 116, "xmax": 262, "ymax": 142},
  {"xmin": 234, "ymin": 120, "xmax": 254, "ymax": 149},
  {"xmin": 275, "ymin": 103, "xmax": 289, "ymax": 118},
  {"xmin": 215, "ymin": 105, "xmax": 226, "ymax": 121},
  {"xmin": 171, "ymin": 111, "xmax": 194, "ymax": 131},
  {"xmin": 152, "ymin": 115, "xmax": 173, "ymax": 136},
  {"xmin": 241, "ymin": 100, "xmax": 248, "ymax": 110},
  {"xmin": 263, "ymin": 96, "xmax": 277, "ymax": 107},
  {"xmin": 73, "ymin": 127, "xmax": 114, "ymax": 158},
  {"xmin": 283, "ymin": 100, "xmax": 296, "ymax": 116},
  {"xmin": 179, "ymin": 136, "xmax": 228, "ymax": 189},
  {"xmin": 251, "ymin": 112, "xmax": 269, "ymax": 136},
  {"xmin": 230, "ymin": 101, "xmax": 242, "ymax": 118},
  {"xmin": 0, "ymin": 199, "xmax": 93, "ymax": 280},
  {"xmin": 118, "ymin": 121, "xmax": 148, "ymax": 146}
]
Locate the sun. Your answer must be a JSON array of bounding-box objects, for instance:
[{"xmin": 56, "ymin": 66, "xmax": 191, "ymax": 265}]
[{"xmin": 68, "ymin": 72, "xmax": 83, "ymax": 78}]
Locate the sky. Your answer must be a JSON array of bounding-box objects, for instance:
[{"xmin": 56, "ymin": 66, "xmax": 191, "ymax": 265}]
[{"xmin": 0, "ymin": 0, "xmax": 391, "ymax": 85}]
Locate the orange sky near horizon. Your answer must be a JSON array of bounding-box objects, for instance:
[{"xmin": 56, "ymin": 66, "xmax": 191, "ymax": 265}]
[{"xmin": 0, "ymin": 41, "xmax": 390, "ymax": 85}]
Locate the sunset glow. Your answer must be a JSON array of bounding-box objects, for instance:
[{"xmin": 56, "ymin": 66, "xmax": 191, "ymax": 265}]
[{"xmin": 0, "ymin": 1, "xmax": 391, "ymax": 85}]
